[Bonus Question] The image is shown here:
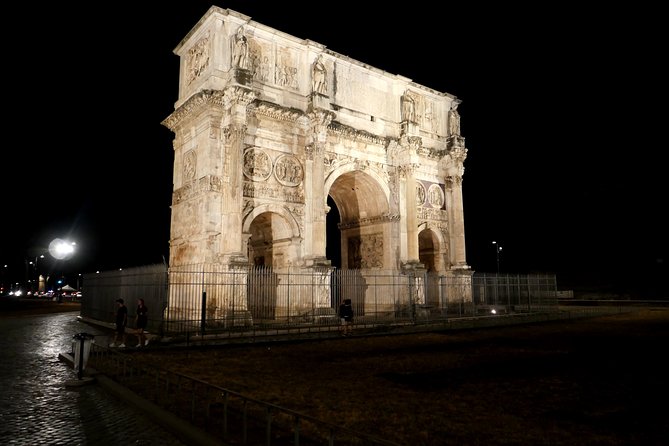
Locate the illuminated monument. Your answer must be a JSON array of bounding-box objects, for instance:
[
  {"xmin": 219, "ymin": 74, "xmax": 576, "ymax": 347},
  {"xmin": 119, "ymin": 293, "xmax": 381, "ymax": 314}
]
[{"xmin": 161, "ymin": 6, "xmax": 471, "ymax": 321}]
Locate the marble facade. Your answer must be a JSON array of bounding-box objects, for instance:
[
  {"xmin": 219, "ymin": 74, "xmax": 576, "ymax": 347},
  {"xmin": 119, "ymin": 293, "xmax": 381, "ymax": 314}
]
[{"xmin": 161, "ymin": 7, "xmax": 472, "ymax": 321}]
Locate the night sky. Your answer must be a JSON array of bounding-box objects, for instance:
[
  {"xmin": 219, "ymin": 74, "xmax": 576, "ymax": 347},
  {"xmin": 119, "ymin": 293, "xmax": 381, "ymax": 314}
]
[{"xmin": 2, "ymin": 2, "xmax": 666, "ymax": 296}]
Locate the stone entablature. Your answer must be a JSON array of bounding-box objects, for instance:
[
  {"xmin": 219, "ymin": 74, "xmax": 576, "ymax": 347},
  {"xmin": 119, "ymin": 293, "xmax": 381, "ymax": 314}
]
[{"xmin": 173, "ymin": 7, "xmax": 459, "ymax": 142}]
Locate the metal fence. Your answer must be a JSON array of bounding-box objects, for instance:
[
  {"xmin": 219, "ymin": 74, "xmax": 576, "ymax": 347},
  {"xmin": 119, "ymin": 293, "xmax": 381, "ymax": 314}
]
[
  {"xmin": 81, "ymin": 264, "xmax": 168, "ymax": 335},
  {"xmin": 87, "ymin": 346, "xmax": 400, "ymax": 446},
  {"xmin": 81, "ymin": 264, "xmax": 558, "ymax": 339}
]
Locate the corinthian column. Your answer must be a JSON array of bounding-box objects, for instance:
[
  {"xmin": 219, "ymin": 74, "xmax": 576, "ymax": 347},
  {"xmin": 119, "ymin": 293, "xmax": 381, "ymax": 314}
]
[
  {"xmin": 397, "ymin": 135, "xmax": 422, "ymax": 264},
  {"xmin": 304, "ymin": 110, "xmax": 334, "ymax": 265},
  {"xmin": 220, "ymin": 87, "xmax": 255, "ymax": 262},
  {"xmin": 446, "ymin": 175, "xmax": 467, "ymax": 268}
]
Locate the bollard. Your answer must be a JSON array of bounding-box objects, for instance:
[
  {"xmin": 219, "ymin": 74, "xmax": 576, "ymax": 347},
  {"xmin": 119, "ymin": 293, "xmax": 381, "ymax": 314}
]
[{"xmin": 72, "ymin": 333, "xmax": 95, "ymax": 380}]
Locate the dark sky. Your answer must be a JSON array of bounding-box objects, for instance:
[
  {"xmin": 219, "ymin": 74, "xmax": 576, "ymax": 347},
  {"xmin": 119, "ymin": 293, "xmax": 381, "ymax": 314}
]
[{"xmin": 2, "ymin": 2, "xmax": 666, "ymax": 296}]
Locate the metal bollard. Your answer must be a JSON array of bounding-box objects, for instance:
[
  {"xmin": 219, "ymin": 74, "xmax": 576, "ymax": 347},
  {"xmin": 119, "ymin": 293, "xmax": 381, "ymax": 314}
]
[{"xmin": 72, "ymin": 333, "xmax": 95, "ymax": 380}]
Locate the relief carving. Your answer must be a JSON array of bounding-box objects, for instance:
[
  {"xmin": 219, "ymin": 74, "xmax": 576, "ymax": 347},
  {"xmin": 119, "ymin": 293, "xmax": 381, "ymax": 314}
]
[
  {"xmin": 247, "ymin": 40, "xmax": 266, "ymax": 81},
  {"xmin": 274, "ymin": 154, "xmax": 303, "ymax": 186},
  {"xmin": 427, "ymin": 184, "xmax": 445, "ymax": 209},
  {"xmin": 417, "ymin": 207, "xmax": 448, "ymax": 221},
  {"xmin": 186, "ymin": 33, "xmax": 210, "ymax": 85},
  {"xmin": 400, "ymin": 90, "xmax": 442, "ymax": 131},
  {"xmin": 416, "ymin": 182, "xmax": 426, "ymax": 206},
  {"xmin": 243, "ymin": 181, "xmax": 304, "ymax": 203},
  {"xmin": 173, "ymin": 175, "xmax": 223, "ymax": 205},
  {"xmin": 183, "ymin": 150, "xmax": 197, "ymax": 181},
  {"xmin": 275, "ymin": 50, "xmax": 299, "ymax": 89},
  {"xmin": 242, "ymin": 148, "xmax": 273, "ymax": 181},
  {"xmin": 348, "ymin": 233, "xmax": 383, "ymax": 269}
]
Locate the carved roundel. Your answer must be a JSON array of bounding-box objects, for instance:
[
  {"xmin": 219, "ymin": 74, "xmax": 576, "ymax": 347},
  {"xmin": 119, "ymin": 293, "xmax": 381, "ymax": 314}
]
[
  {"xmin": 242, "ymin": 148, "xmax": 273, "ymax": 181},
  {"xmin": 274, "ymin": 154, "xmax": 303, "ymax": 186},
  {"xmin": 427, "ymin": 184, "xmax": 444, "ymax": 209},
  {"xmin": 416, "ymin": 182, "xmax": 426, "ymax": 206}
]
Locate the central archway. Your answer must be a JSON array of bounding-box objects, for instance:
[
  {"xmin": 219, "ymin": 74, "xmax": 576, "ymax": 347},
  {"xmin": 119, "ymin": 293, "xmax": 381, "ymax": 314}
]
[{"xmin": 326, "ymin": 170, "xmax": 390, "ymax": 270}]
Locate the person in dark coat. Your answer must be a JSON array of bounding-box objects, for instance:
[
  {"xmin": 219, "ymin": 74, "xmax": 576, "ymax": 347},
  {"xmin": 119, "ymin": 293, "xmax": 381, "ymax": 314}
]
[
  {"xmin": 338, "ymin": 298, "xmax": 354, "ymax": 336},
  {"xmin": 110, "ymin": 298, "xmax": 127, "ymax": 348},
  {"xmin": 135, "ymin": 298, "xmax": 149, "ymax": 347}
]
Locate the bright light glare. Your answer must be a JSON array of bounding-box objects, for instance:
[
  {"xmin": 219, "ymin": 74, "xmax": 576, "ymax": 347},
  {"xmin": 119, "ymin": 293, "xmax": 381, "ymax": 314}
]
[
  {"xmin": 48, "ymin": 238, "xmax": 76, "ymax": 260},
  {"xmin": 491, "ymin": 309, "xmax": 497, "ymax": 314}
]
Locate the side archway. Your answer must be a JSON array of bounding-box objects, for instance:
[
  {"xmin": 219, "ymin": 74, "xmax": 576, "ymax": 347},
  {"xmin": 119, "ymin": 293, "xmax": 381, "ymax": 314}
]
[{"xmin": 242, "ymin": 205, "xmax": 301, "ymax": 268}]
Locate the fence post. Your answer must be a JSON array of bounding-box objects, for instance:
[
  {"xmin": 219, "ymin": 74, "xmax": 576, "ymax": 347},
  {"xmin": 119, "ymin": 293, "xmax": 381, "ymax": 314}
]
[{"xmin": 201, "ymin": 290, "xmax": 207, "ymax": 337}]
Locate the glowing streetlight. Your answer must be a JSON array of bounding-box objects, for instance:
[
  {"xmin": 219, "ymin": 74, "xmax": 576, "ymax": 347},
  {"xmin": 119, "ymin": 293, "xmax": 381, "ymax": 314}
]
[
  {"xmin": 49, "ymin": 239, "xmax": 76, "ymax": 260},
  {"xmin": 492, "ymin": 241, "xmax": 503, "ymax": 274}
]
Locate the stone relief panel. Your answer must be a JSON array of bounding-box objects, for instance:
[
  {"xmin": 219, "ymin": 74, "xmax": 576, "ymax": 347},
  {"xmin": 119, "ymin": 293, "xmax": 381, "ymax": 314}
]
[
  {"xmin": 427, "ymin": 184, "xmax": 445, "ymax": 209},
  {"xmin": 243, "ymin": 148, "xmax": 272, "ymax": 181},
  {"xmin": 249, "ymin": 41, "xmax": 271, "ymax": 83},
  {"xmin": 243, "ymin": 181, "xmax": 304, "ymax": 203},
  {"xmin": 348, "ymin": 233, "xmax": 384, "ymax": 269},
  {"xmin": 274, "ymin": 154, "xmax": 303, "ymax": 186},
  {"xmin": 416, "ymin": 181, "xmax": 427, "ymax": 206},
  {"xmin": 183, "ymin": 150, "xmax": 197, "ymax": 182},
  {"xmin": 275, "ymin": 48, "xmax": 299, "ymax": 90},
  {"xmin": 417, "ymin": 207, "xmax": 447, "ymax": 221},
  {"xmin": 399, "ymin": 90, "xmax": 440, "ymax": 133},
  {"xmin": 173, "ymin": 175, "xmax": 223, "ymax": 205},
  {"xmin": 186, "ymin": 32, "xmax": 210, "ymax": 85}
]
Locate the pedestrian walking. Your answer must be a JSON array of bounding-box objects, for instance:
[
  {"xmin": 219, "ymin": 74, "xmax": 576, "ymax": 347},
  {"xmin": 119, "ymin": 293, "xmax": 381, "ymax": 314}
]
[
  {"xmin": 135, "ymin": 298, "xmax": 149, "ymax": 347},
  {"xmin": 110, "ymin": 298, "xmax": 127, "ymax": 348},
  {"xmin": 338, "ymin": 298, "xmax": 354, "ymax": 336}
]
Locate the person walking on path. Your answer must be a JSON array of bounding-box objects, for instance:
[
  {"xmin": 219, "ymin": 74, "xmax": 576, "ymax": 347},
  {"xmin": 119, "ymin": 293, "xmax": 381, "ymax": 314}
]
[
  {"xmin": 135, "ymin": 298, "xmax": 149, "ymax": 348},
  {"xmin": 110, "ymin": 298, "xmax": 127, "ymax": 348},
  {"xmin": 338, "ymin": 298, "xmax": 354, "ymax": 336}
]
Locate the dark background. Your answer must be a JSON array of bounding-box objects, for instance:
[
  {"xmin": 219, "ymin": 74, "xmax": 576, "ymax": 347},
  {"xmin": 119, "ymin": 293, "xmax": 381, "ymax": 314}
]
[{"xmin": 1, "ymin": 2, "xmax": 666, "ymax": 297}]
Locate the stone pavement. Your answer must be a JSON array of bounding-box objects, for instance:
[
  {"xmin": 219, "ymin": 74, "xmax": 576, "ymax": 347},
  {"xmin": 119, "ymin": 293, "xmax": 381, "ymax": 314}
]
[{"xmin": 0, "ymin": 311, "xmax": 209, "ymax": 445}]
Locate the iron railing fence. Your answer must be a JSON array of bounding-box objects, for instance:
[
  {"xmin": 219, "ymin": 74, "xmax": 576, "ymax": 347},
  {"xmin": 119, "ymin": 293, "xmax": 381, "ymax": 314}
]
[
  {"xmin": 87, "ymin": 345, "xmax": 401, "ymax": 446},
  {"xmin": 81, "ymin": 264, "xmax": 168, "ymax": 335},
  {"xmin": 81, "ymin": 265, "xmax": 558, "ymax": 339},
  {"xmin": 471, "ymin": 273, "xmax": 559, "ymax": 315}
]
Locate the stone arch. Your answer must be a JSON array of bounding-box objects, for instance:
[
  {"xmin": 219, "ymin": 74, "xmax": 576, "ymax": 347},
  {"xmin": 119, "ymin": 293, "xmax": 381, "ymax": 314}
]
[
  {"xmin": 326, "ymin": 169, "xmax": 390, "ymax": 269},
  {"xmin": 324, "ymin": 163, "xmax": 391, "ymax": 208},
  {"xmin": 418, "ymin": 225, "xmax": 449, "ymax": 273},
  {"xmin": 419, "ymin": 228, "xmax": 440, "ymax": 272},
  {"xmin": 419, "ymin": 227, "xmax": 446, "ymax": 307},
  {"xmin": 242, "ymin": 205, "xmax": 301, "ymax": 268}
]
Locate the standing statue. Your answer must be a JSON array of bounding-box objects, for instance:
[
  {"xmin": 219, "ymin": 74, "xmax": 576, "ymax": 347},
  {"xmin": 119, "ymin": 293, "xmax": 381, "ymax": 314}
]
[
  {"xmin": 401, "ymin": 90, "xmax": 416, "ymax": 122},
  {"xmin": 232, "ymin": 27, "xmax": 249, "ymax": 69},
  {"xmin": 312, "ymin": 55, "xmax": 328, "ymax": 94},
  {"xmin": 448, "ymin": 101, "xmax": 461, "ymax": 136}
]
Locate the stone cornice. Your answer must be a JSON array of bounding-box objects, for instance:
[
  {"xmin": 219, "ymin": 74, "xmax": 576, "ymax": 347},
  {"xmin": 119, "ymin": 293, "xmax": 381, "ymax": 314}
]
[
  {"xmin": 328, "ymin": 121, "xmax": 387, "ymax": 146},
  {"xmin": 250, "ymin": 100, "xmax": 303, "ymax": 122},
  {"xmin": 162, "ymin": 90, "xmax": 226, "ymax": 131},
  {"xmin": 338, "ymin": 212, "xmax": 400, "ymax": 230}
]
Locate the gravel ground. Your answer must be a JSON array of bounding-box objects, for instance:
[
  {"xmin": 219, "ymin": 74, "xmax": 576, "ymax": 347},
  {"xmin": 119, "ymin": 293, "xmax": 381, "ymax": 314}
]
[
  {"xmin": 10, "ymin": 299, "xmax": 669, "ymax": 445},
  {"xmin": 133, "ymin": 308, "xmax": 669, "ymax": 446}
]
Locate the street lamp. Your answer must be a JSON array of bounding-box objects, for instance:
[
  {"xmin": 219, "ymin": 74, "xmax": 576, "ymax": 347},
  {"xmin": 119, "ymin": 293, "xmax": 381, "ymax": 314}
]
[
  {"xmin": 492, "ymin": 241, "xmax": 503, "ymax": 274},
  {"xmin": 34, "ymin": 254, "xmax": 45, "ymax": 292}
]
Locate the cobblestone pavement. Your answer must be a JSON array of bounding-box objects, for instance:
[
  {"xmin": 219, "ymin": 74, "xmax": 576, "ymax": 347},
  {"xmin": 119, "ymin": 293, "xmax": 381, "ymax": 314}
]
[{"xmin": 0, "ymin": 311, "xmax": 188, "ymax": 445}]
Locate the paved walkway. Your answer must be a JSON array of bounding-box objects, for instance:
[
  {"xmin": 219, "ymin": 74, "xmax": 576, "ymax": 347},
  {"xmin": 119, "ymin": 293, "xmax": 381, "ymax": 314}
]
[{"xmin": 0, "ymin": 311, "xmax": 189, "ymax": 445}]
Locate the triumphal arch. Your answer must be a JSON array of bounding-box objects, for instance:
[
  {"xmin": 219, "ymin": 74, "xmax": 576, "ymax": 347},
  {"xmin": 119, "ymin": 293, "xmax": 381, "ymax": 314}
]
[{"xmin": 161, "ymin": 7, "xmax": 472, "ymax": 323}]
